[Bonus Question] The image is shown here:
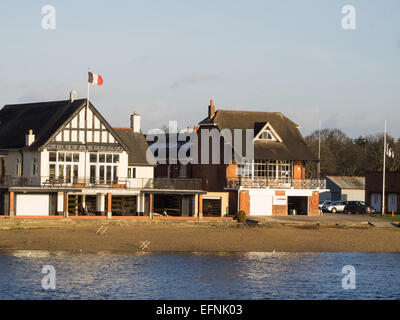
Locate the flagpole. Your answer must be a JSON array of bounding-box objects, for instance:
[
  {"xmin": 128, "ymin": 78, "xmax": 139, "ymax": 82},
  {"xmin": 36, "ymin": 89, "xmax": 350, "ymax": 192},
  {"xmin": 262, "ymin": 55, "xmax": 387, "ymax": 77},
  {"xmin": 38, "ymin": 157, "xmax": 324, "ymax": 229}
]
[
  {"xmin": 318, "ymin": 119, "xmax": 321, "ymax": 180},
  {"xmin": 382, "ymin": 120, "xmax": 387, "ymax": 216},
  {"xmin": 87, "ymin": 68, "xmax": 90, "ymax": 110}
]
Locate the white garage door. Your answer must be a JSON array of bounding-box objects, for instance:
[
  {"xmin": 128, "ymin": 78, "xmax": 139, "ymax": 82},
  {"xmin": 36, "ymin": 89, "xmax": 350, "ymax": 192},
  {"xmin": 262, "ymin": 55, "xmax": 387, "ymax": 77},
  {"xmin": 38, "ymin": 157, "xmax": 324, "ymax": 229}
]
[
  {"xmin": 250, "ymin": 195, "xmax": 272, "ymax": 216},
  {"xmin": 16, "ymin": 194, "xmax": 49, "ymax": 216}
]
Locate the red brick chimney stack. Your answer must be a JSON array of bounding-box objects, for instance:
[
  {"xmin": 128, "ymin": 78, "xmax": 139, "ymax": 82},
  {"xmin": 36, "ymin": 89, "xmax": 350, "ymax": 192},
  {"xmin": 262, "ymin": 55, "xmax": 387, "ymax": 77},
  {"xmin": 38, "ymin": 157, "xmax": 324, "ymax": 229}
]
[{"xmin": 208, "ymin": 99, "xmax": 215, "ymax": 118}]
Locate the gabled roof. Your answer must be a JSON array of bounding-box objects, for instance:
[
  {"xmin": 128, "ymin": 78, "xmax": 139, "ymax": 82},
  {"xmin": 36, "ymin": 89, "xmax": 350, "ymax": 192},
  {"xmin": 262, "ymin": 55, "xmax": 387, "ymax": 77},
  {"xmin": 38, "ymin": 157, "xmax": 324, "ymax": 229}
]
[
  {"xmin": 326, "ymin": 176, "xmax": 365, "ymax": 190},
  {"xmin": 0, "ymin": 99, "xmax": 129, "ymax": 151},
  {"xmin": 114, "ymin": 128, "xmax": 155, "ymax": 166},
  {"xmin": 199, "ymin": 109, "xmax": 317, "ymax": 161},
  {"xmin": 0, "ymin": 99, "xmax": 84, "ymax": 150}
]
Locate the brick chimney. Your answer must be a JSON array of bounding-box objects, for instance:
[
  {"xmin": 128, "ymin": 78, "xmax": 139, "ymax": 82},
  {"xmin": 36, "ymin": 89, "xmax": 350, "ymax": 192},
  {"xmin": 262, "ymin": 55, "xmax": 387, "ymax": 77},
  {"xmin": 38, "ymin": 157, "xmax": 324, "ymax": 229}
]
[
  {"xmin": 25, "ymin": 129, "xmax": 35, "ymax": 146},
  {"xmin": 208, "ymin": 99, "xmax": 215, "ymax": 118},
  {"xmin": 130, "ymin": 111, "xmax": 141, "ymax": 133}
]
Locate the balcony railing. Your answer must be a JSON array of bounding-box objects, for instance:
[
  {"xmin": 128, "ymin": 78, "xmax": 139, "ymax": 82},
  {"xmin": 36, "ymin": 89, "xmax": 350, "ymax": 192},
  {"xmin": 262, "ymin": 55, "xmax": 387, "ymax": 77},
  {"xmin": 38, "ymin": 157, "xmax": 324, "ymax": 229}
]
[
  {"xmin": 0, "ymin": 175, "xmax": 203, "ymax": 191},
  {"xmin": 153, "ymin": 178, "xmax": 202, "ymax": 190},
  {"xmin": 226, "ymin": 177, "xmax": 326, "ymax": 189}
]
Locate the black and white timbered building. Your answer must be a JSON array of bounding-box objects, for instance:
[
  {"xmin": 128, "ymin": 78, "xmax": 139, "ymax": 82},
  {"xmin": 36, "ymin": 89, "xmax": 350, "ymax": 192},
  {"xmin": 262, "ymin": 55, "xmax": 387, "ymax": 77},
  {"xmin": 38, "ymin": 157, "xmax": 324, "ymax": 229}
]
[{"xmin": 0, "ymin": 94, "xmax": 158, "ymax": 217}]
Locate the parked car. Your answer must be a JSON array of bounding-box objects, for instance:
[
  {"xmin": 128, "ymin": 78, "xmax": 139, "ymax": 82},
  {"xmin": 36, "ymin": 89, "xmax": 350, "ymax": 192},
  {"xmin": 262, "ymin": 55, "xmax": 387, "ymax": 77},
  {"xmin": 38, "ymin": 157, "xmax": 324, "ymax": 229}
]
[
  {"xmin": 322, "ymin": 200, "xmax": 347, "ymax": 213},
  {"xmin": 319, "ymin": 200, "xmax": 332, "ymax": 210},
  {"xmin": 344, "ymin": 201, "xmax": 376, "ymax": 214}
]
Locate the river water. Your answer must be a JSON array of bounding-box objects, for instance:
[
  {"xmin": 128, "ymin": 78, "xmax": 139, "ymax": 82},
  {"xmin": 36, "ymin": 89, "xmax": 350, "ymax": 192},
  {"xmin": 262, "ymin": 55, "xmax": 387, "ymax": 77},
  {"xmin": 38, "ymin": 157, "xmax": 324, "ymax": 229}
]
[{"xmin": 0, "ymin": 251, "xmax": 399, "ymax": 299}]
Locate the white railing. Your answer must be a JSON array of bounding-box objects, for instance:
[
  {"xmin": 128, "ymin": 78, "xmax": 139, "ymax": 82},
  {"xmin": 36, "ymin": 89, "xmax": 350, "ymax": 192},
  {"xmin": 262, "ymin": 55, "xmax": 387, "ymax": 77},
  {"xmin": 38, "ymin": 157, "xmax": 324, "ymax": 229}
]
[{"xmin": 226, "ymin": 177, "xmax": 326, "ymax": 189}]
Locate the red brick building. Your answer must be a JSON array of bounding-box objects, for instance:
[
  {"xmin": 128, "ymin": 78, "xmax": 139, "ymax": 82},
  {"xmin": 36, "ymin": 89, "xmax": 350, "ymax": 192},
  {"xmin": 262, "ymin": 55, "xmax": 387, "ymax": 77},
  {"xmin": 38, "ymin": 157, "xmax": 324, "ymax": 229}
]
[{"xmin": 190, "ymin": 100, "xmax": 325, "ymax": 217}]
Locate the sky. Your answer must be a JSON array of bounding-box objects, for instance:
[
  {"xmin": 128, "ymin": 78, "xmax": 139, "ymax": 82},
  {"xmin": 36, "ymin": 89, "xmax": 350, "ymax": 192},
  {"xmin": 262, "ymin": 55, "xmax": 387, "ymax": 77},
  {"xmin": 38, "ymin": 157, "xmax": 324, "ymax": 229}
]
[{"xmin": 0, "ymin": 0, "xmax": 399, "ymax": 138}]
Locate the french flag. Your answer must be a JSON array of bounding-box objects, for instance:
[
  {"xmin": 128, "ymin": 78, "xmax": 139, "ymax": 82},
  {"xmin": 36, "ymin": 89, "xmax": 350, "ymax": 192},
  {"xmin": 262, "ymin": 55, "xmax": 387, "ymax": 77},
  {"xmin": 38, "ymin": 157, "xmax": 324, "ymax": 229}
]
[{"xmin": 88, "ymin": 71, "xmax": 103, "ymax": 85}]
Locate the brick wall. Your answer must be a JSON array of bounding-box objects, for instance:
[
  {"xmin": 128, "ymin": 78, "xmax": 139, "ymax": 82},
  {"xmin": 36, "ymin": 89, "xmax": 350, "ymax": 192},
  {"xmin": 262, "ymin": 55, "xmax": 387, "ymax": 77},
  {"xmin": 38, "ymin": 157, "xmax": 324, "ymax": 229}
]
[
  {"xmin": 308, "ymin": 191, "xmax": 319, "ymax": 216},
  {"xmin": 226, "ymin": 163, "xmax": 238, "ymax": 179},
  {"xmin": 272, "ymin": 204, "xmax": 287, "ymax": 216},
  {"xmin": 239, "ymin": 190, "xmax": 250, "ymax": 215}
]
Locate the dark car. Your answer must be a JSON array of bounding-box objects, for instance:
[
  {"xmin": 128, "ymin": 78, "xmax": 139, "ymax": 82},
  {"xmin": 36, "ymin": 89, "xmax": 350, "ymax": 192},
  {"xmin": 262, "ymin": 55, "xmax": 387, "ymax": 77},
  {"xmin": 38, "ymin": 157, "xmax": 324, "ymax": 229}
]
[{"xmin": 344, "ymin": 201, "xmax": 376, "ymax": 214}]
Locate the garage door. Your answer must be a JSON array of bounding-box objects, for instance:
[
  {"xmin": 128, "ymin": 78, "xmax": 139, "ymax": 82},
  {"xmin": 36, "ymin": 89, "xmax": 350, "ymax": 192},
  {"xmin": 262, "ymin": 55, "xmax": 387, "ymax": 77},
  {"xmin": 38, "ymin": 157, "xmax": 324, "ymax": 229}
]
[
  {"xmin": 16, "ymin": 194, "xmax": 49, "ymax": 216},
  {"xmin": 388, "ymin": 193, "xmax": 397, "ymax": 214},
  {"xmin": 250, "ymin": 195, "xmax": 272, "ymax": 216},
  {"xmin": 370, "ymin": 193, "xmax": 381, "ymax": 213}
]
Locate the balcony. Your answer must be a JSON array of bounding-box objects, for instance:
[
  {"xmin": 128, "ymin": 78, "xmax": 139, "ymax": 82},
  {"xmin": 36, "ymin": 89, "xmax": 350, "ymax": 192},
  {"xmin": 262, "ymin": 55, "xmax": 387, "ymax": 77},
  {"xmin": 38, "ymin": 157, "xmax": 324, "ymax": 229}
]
[
  {"xmin": 153, "ymin": 178, "xmax": 202, "ymax": 190},
  {"xmin": 0, "ymin": 175, "xmax": 203, "ymax": 191},
  {"xmin": 226, "ymin": 177, "xmax": 326, "ymax": 190}
]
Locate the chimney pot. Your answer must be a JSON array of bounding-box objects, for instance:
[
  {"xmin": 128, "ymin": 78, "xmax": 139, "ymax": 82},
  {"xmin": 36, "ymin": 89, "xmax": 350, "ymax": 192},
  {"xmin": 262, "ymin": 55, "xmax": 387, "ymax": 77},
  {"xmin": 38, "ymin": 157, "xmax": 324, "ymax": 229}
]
[
  {"xmin": 26, "ymin": 129, "xmax": 35, "ymax": 146},
  {"xmin": 130, "ymin": 111, "xmax": 141, "ymax": 133},
  {"xmin": 208, "ymin": 99, "xmax": 215, "ymax": 118},
  {"xmin": 70, "ymin": 90, "xmax": 77, "ymax": 102}
]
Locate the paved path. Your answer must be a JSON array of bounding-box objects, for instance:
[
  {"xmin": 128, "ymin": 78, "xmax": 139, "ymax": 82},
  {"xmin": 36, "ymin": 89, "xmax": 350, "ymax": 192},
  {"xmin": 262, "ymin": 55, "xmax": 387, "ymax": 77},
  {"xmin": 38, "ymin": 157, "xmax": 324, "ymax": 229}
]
[{"xmin": 247, "ymin": 214, "xmax": 399, "ymax": 228}]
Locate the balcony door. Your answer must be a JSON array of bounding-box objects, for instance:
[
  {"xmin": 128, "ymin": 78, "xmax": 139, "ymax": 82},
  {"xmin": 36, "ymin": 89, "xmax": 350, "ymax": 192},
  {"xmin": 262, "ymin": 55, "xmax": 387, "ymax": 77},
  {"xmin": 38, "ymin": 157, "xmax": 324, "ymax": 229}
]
[
  {"xmin": 65, "ymin": 165, "xmax": 72, "ymax": 184},
  {"xmin": 90, "ymin": 165, "xmax": 96, "ymax": 184}
]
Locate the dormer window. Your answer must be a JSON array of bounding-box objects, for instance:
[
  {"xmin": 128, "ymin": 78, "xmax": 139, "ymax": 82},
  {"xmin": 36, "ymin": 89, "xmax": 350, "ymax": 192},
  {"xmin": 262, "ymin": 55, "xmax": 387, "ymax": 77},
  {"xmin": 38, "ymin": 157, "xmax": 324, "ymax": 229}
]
[
  {"xmin": 254, "ymin": 122, "xmax": 282, "ymax": 142},
  {"xmin": 259, "ymin": 130, "xmax": 276, "ymax": 141}
]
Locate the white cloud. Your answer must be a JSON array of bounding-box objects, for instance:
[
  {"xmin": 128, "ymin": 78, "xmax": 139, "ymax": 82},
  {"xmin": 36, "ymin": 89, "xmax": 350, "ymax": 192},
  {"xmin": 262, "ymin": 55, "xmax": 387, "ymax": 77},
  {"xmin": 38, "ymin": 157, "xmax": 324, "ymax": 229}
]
[{"xmin": 171, "ymin": 73, "xmax": 219, "ymax": 89}]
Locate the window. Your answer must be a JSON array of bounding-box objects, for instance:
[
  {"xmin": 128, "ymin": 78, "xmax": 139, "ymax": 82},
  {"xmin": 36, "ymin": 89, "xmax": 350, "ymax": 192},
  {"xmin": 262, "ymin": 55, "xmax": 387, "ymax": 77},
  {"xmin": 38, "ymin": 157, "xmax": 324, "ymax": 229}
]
[
  {"xmin": 58, "ymin": 164, "xmax": 64, "ymax": 178},
  {"xmin": 255, "ymin": 123, "xmax": 282, "ymax": 142},
  {"xmin": 58, "ymin": 152, "xmax": 65, "ymax": 162},
  {"xmin": 73, "ymin": 165, "xmax": 78, "ymax": 182},
  {"xmin": 128, "ymin": 167, "xmax": 136, "ymax": 179},
  {"xmin": 32, "ymin": 158, "xmax": 38, "ymax": 176},
  {"xmin": 49, "ymin": 152, "xmax": 80, "ymax": 183},
  {"xmin": 90, "ymin": 165, "xmax": 96, "ymax": 183},
  {"xmin": 259, "ymin": 130, "xmax": 275, "ymax": 141},
  {"xmin": 88, "ymin": 153, "xmax": 121, "ymax": 184},
  {"xmin": 16, "ymin": 158, "xmax": 22, "ymax": 176},
  {"xmin": 49, "ymin": 164, "xmax": 56, "ymax": 178},
  {"xmin": 113, "ymin": 166, "xmax": 118, "ymax": 183},
  {"xmin": 49, "ymin": 152, "xmax": 57, "ymax": 162},
  {"xmin": 239, "ymin": 160, "xmax": 293, "ymax": 182},
  {"xmin": 90, "ymin": 153, "xmax": 97, "ymax": 163},
  {"xmin": 99, "ymin": 166, "xmax": 105, "ymax": 181}
]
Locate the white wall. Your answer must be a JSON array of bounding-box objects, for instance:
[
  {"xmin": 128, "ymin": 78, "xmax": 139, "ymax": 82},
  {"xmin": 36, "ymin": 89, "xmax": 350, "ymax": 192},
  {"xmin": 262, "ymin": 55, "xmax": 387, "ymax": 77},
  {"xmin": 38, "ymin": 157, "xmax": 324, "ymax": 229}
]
[
  {"xmin": 133, "ymin": 166, "xmax": 154, "ymax": 179},
  {"xmin": 16, "ymin": 194, "xmax": 49, "ymax": 216},
  {"xmin": 342, "ymin": 189, "xmax": 365, "ymax": 201},
  {"xmin": 250, "ymin": 194, "xmax": 273, "ymax": 216}
]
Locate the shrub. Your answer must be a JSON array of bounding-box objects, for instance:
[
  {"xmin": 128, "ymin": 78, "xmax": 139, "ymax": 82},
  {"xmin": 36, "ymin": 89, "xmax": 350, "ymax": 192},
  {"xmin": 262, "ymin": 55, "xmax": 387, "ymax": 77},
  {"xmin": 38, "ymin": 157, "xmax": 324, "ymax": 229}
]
[{"xmin": 235, "ymin": 210, "xmax": 247, "ymax": 223}]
